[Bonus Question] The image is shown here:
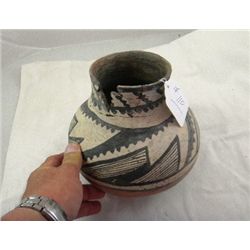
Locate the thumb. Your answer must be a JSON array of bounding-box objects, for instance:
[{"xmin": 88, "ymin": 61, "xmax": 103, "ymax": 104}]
[{"xmin": 62, "ymin": 143, "xmax": 83, "ymax": 170}]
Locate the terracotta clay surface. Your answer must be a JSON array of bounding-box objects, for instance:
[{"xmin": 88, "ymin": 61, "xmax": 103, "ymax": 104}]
[{"xmin": 68, "ymin": 51, "xmax": 200, "ymax": 197}]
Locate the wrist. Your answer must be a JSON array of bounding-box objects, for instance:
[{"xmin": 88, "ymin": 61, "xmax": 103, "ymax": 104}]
[
  {"xmin": 18, "ymin": 195, "xmax": 68, "ymax": 221},
  {"xmin": 2, "ymin": 207, "xmax": 46, "ymax": 221}
]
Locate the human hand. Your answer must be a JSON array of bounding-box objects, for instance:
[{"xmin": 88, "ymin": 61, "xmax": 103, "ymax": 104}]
[{"xmin": 22, "ymin": 143, "xmax": 105, "ymax": 220}]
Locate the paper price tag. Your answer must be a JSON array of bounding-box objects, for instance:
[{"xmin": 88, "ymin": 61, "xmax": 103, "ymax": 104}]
[{"xmin": 165, "ymin": 81, "xmax": 189, "ymax": 127}]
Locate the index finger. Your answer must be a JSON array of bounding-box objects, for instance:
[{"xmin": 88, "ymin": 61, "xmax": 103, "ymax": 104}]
[{"xmin": 62, "ymin": 143, "xmax": 83, "ymax": 171}]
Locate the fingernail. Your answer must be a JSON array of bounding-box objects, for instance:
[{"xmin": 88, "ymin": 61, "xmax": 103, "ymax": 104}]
[{"xmin": 65, "ymin": 143, "xmax": 81, "ymax": 153}]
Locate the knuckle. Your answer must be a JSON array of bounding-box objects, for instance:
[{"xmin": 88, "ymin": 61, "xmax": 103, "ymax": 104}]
[{"xmin": 45, "ymin": 156, "xmax": 55, "ymax": 162}]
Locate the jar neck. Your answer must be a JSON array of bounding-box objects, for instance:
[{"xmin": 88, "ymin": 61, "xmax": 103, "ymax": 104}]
[
  {"xmin": 88, "ymin": 83, "xmax": 172, "ymax": 128},
  {"xmin": 90, "ymin": 80, "xmax": 168, "ymax": 118},
  {"xmin": 88, "ymin": 51, "xmax": 172, "ymax": 118}
]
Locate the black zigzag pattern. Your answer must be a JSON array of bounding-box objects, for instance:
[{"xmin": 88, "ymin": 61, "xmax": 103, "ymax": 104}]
[{"xmin": 81, "ymin": 102, "xmax": 175, "ymax": 160}]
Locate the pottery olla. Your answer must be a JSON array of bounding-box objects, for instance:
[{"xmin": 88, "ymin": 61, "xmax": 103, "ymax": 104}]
[{"xmin": 68, "ymin": 51, "xmax": 200, "ymax": 197}]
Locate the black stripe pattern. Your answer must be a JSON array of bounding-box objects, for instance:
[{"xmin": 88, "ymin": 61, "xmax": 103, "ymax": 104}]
[{"xmin": 83, "ymin": 136, "xmax": 180, "ymax": 186}]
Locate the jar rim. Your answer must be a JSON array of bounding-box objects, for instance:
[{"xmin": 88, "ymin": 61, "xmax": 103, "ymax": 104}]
[{"xmin": 89, "ymin": 50, "xmax": 172, "ymax": 93}]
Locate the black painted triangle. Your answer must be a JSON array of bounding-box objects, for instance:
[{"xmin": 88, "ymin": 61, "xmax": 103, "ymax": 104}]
[{"xmin": 69, "ymin": 136, "xmax": 84, "ymax": 144}]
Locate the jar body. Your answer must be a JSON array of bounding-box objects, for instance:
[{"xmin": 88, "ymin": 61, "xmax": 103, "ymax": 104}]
[{"xmin": 68, "ymin": 51, "xmax": 200, "ymax": 196}]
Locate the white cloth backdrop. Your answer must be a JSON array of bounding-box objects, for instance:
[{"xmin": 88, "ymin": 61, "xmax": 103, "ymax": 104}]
[{"xmin": 1, "ymin": 30, "xmax": 249, "ymax": 220}]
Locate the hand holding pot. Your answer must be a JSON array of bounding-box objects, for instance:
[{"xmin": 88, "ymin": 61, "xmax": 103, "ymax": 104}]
[{"xmin": 2, "ymin": 143, "xmax": 105, "ymax": 221}]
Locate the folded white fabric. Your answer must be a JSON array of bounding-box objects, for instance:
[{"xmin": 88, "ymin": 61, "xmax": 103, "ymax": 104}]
[
  {"xmin": 0, "ymin": 61, "xmax": 92, "ymax": 216},
  {"xmin": 1, "ymin": 30, "xmax": 249, "ymax": 220}
]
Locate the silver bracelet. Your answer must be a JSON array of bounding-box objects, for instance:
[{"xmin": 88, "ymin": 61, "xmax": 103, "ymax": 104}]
[{"xmin": 17, "ymin": 195, "xmax": 68, "ymax": 221}]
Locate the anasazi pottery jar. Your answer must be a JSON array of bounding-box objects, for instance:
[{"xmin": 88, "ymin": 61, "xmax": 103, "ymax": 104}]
[{"xmin": 68, "ymin": 51, "xmax": 200, "ymax": 197}]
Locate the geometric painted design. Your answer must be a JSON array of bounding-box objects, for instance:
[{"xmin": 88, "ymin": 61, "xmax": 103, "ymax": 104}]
[
  {"xmin": 69, "ymin": 136, "xmax": 84, "ymax": 144},
  {"xmin": 91, "ymin": 82, "xmax": 166, "ymax": 116},
  {"xmin": 81, "ymin": 101, "xmax": 175, "ymax": 160},
  {"xmin": 68, "ymin": 114, "xmax": 78, "ymax": 135},
  {"xmin": 82, "ymin": 136, "xmax": 181, "ymax": 186},
  {"xmin": 84, "ymin": 147, "xmax": 150, "ymax": 185},
  {"xmin": 185, "ymin": 109, "xmax": 199, "ymax": 165},
  {"xmin": 131, "ymin": 135, "xmax": 180, "ymax": 184},
  {"xmin": 81, "ymin": 101, "xmax": 121, "ymax": 133},
  {"xmin": 69, "ymin": 102, "xmax": 200, "ymax": 193}
]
